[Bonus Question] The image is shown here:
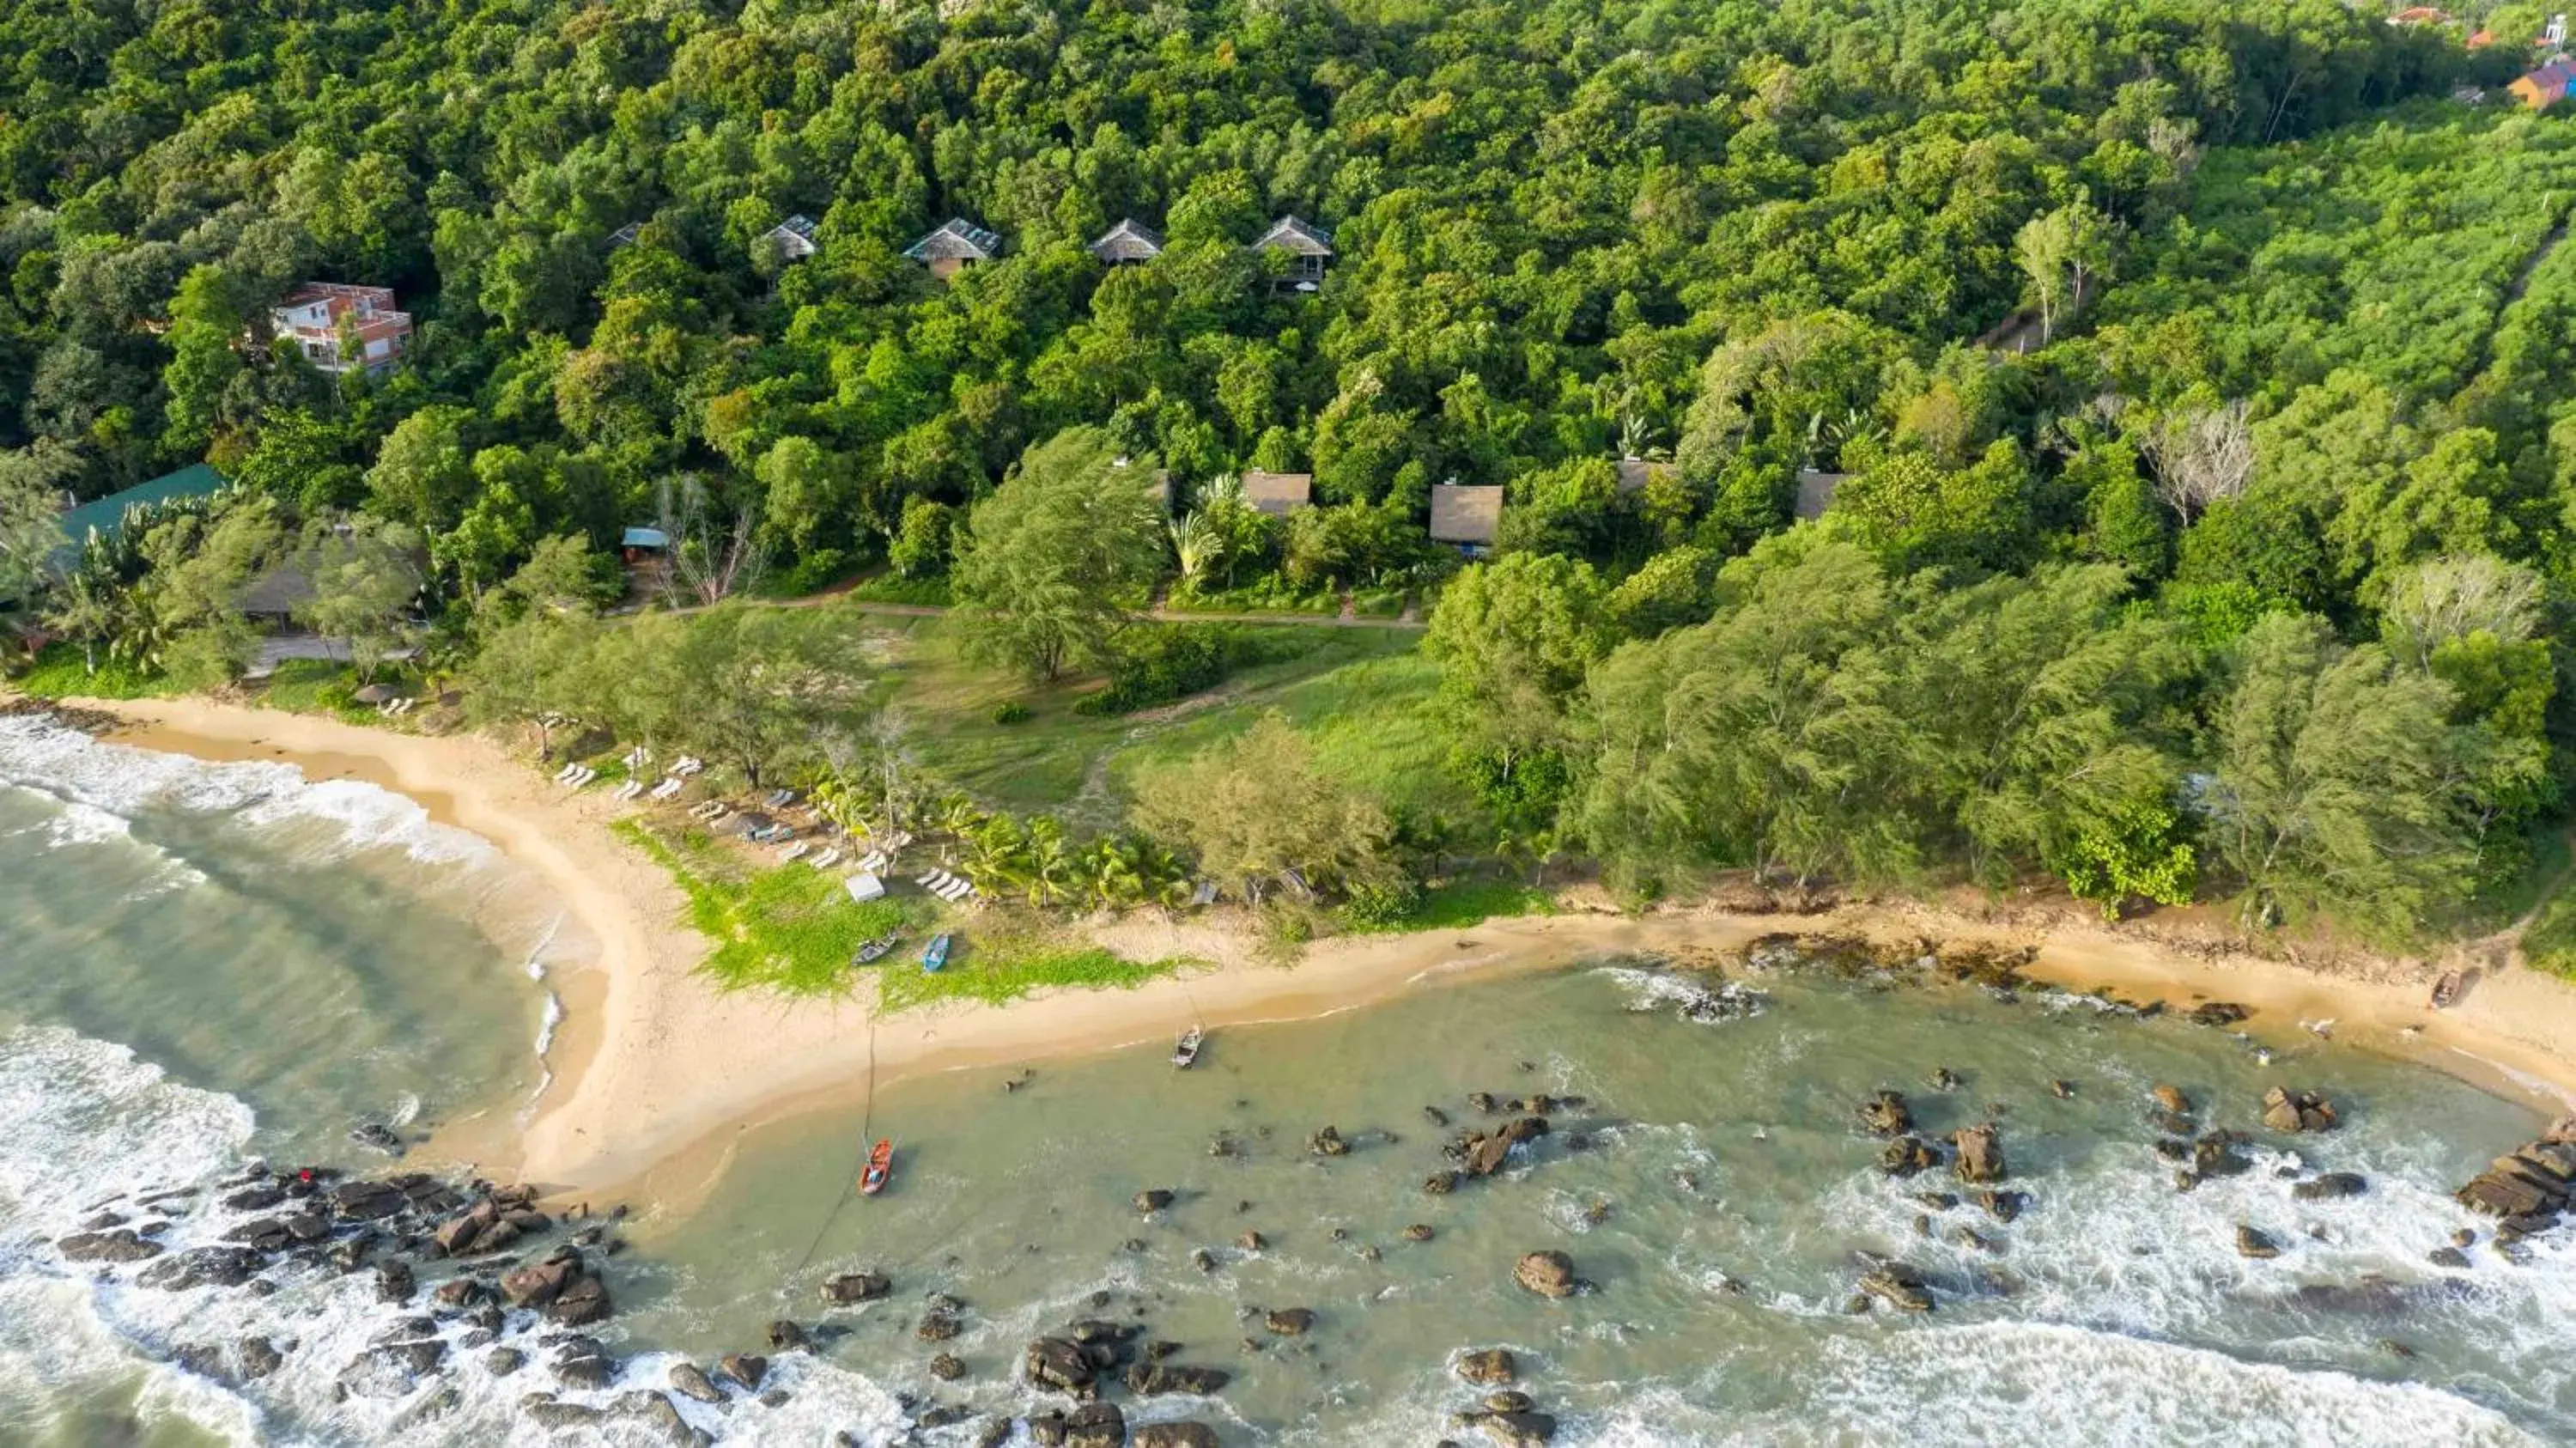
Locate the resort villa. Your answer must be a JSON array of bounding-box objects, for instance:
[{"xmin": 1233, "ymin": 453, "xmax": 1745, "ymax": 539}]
[
  {"xmin": 270, "ymin": 283, "xmax": 412, "ymax": 375},
  {"xmin": 905, "ymin": 219, "xmax": 1005, "ymax": 280},
  {"xmin": 1428, "ymin": 483, "xmax": 1504, "ymax": 556}
]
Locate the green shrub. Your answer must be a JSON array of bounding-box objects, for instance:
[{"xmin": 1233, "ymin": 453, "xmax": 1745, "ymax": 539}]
[
  {"xmin": 1073, "ymin": 624, "xmax": 1301, "ymax": 715},
  {"xmin": 1338, "ymin": 879, "xmax": 1423, "ymax": 928},
  {"xmin": 990, "ymin": 700, "xmax": 1030, "ymax": 725}
]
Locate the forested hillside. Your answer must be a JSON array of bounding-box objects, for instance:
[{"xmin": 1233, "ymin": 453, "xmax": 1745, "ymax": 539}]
[{"xmin": 2, "ymin": 0, "xmax": 2570, "ymax": 947}]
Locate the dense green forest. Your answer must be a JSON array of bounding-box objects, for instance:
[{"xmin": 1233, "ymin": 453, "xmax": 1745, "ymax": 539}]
[{"xmin": 3, "ymin": 0, "xmax": 2573, "ymax": 947}]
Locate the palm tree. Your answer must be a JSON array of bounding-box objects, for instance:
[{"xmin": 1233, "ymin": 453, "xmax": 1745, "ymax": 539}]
[
  {"xmin": 1022, "ymin": 816, "xmax": 1078, "ymax": 908},
  {"xmin": 1169, "ymin": 511, "xmax": 1223, "ymax": 591},
  {"xmin": 1083, "ymin": 837, "xmax": 1150, "ymax": 910}
]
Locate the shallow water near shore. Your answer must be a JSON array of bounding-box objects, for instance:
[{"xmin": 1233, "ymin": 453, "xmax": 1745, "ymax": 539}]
[{"xmin": 4, "ymin": 717, "xmax": 2576, "ymax": 1446}]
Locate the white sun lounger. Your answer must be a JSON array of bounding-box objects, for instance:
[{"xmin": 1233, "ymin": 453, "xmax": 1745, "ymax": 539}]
[
  {"xmin": 563, "ymin": 767, "xmax": 596, "ymax": 788},
  {"xmin": 779, "ymin": 842, "xmax": 810, "ymax": 862},
  {"xmin": 650, "ymin": 777, "xmax": 686, "ymax": 800},
  {"xmin": 611, "ymin": 779, "xmax": 644, "ymax": 801},
  {"xmin": 940, "ymin": 879, "xmax": 975, "ymax": 902},
  {"xmin": 810, "ymin": 849, "xmax": 841, "ymax": 870},
  {"xmin": 552, "ymin": 762, "xmax": 581, "ymax": 782},
  {"xmin": 860, "ymin": 850, "xmax": 890, "ymax": 873}
]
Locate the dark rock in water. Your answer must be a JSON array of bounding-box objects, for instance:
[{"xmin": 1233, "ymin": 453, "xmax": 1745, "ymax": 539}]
[
  {"xmin": 500, "ymin": 1256, "xmax": 575, "ymax": 1308},
  {"xmin": 1972, "ymin": 1189, "xmax": 2026, "ymax": 1224},
  {"xmin": 2429, "ymin": 1246, "xmax": 2473, "ymax": 1269},
  {"xmin": 1473, "ymin": 1408, "xmax": 1559, "ymax": 1446},
  {"xmin": 140, "ymin": 1246, "xmax": 261, "ymax": 1292},
  {"xmin": 551, "ymin": 1338, "xmax": 616, "ymax": 1390},
  {"xmin": 766, "ymin": 1318, "xmax": 811, "ymax": 1352},
  {"xmin": 1928, "ymin": 1067, "xmax": 1961, "ymax": 1092},
  {"xmin": 2293, "ymin": 1172, "xmax": 2369, "ymax": 1202},
  {"xmin": 918, "ymin": 1311, "xmax": 963, "ymax": 1342},
  {"xmin": 1309, "ymin": 1126, "xmax": 1350, "ymax": 1157},
  {"xmin": 1126, "ymin": 1360, "xmax": 1231, "ymax": 1395},
  {"xmin": 546, "ymin": 1275, "xmax": 613, "ymax": 1327},
  {"xmin": 1237, "ymin": 1231, "xmax": 1267, "ymax": 1251},
  {"xmin": 485, "ymin": 1347, "xmax": 526, "ymax": 1377},
  {"xmin": 431, "ymin": 1276, "xmax": 487, "ymax": 1309},
  {"xmin": 1457, "ymin": 1347, "xmax": 1516, "ymax": 1384},
  {"xmin": 375, "ymin": 1261, "xmax": 415, "ymax": 1305},
  {"xmin": 1468, "ymin": 1092, "xmax": 1498, "ymax": 1115},
  {"xmin": 328, "ymin": 1179, "xmax": 408, "ymax": 1221},
  {"xmin": 974, "ymin": 1418, "xmax": 1014, "ymax": 1448},
  {"xmin": 1404, "ymin": 1224, "xmax": 1436, "ymax": 1242},
  {"xmin": 1135, "ymin": 1424, "xmax": 1223, "ymax": 1448},
  {"xmin": 521, "ymin": 1396, "xmax": 605, "ymax": 1431},
  {"xmin": 349, "ymin": 1123, "xmax": 404, "ymax": 1156},
  {"xmin": 2194, "ymin": 1132, "xmax": 2254, "ymax": 1178},
  {"xmin": 2234, "ymin": 1226, "xmax": 2282, "ymax": 1260},
  {"xmin": 1913, "ymin": 1192, "xmax": 1959, "ymax": 1212},
  {"xmin": 2153, "ymin": 1138, "xmax": 2192, "ymax": 1163},
  {"xmin": 337, "ymin": 1336, "xmax": 447, "ymax": 1399},
  {"xmin": 2187, "ymin": 1002, "xmax": 2250, "ymax": 1028},
  {"xmin": 1514, "ymin": 1251, "xmax": 1577, "ymax": 1299},
  {"xmin": 1425, "ymin": 1105, "xmax": 1452, "ymax": 1128},
  {"xmin": 1950, "ymin": 1124, "xmax": 2006, "ymax": 1184},
  {"xmin": 1065, "ymin": 1401, "xmax": 1127, "ymax": 1448},
  {"xmin": 1856, "ymin": 1091, "xmax": 1912, "ymax": 1138},
  {"xmin": 668, "ymin": 1361, "xmax": 724, "ymax": 1402},
  {"xmin": 823, "ymin": 1269, "xmax": 890, "ymax": 1305},
  {"xmin": 760, "ymin": 1388, "xmax": 793, "ymax": 1409},
  {"xmin": 1265, "ymin": 1306, "xmax": 1315, "ymax": 1335},
  {"xmin": 716, "ymin": 1352, "xmax": 768, "ymax": 1390},
  {"xmin": 2050, "ymin": 1080, "xmax": 2075, "ymax": 1099},
  {"xmin": 1858, "ymin": 1262, "xmax": 1934, "ymax": 1312},
  {"xmin": 1189, "ymin": 1248, "xmax": 1217, "ymax": 1273},
  {"xmin": 2259, "ymin": 1086, "xmax": 2338, "ymax": 1135},
  {"xmin": 931, "ymin": 1352, "xmax": 967, "ymax": 1381},
  {"xmin": 1878, "ymin": 1135, "xmax": 1939, "ymax": 1177},
  {"xmin": 1135, "ymin": 1189, "xmax": 1176, "ymax": 1214},
  {"xmin": 222, "ymin": 1183, "xmax": 285, "ymax": 1213},
  {"xmin": 1425, "ymin": 1171, "xmax": 1461, "ymax": 1196},
  {"xmin": 238, "ymin": 1337, "xmax": 284, "ymax": 1381},
  {"xmin": 1025, "ymin": 1336, "xmax": 1096, "ymax": 1393},
  {"xmin": 173, "ymin": 1343, "xmax": 226, "ymax": 1380},
  {"xmin": 2151, "ymin": 1083, "xmax": 2192, "ymax": 1116},
  {"xmin": 58, "ymin": 1229, "xmax": 165, "ymax": 1263}
]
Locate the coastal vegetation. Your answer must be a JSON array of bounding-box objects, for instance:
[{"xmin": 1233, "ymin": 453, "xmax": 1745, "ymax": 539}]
[{"xmin": 3, "ymin": 0, "xmax": 2574, "ymax": 959}]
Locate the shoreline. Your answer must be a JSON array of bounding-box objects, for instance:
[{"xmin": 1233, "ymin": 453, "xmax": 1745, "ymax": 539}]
[{"xmin": 40, "ymin": 694, "xmax": 2576, "ymax": 1215}]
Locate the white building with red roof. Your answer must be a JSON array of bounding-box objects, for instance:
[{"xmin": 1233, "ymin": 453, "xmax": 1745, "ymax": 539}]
[{"xmin": 271, "ymin": 283, "xmax": 412, "ymax": 375}]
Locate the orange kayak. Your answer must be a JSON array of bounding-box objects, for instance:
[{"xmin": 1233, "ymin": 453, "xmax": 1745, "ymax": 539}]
[{"xmin": 860, "ymin": 1138, "xmax": 894, "ymax": 1196}]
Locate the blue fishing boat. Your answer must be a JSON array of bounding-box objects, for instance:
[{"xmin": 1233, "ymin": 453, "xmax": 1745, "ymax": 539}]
[{"xmin": 922, "ymin": 933, "xmax": 952, "ymax": 972}]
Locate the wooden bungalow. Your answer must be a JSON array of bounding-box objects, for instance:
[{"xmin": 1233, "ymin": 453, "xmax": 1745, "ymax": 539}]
[
  {"xmin": 905, "ymin": 218, "xmax": 1004, "ymax": 280},
  {"xmin": 1429, "ymin": 484, "xmax": 1504, "ymax": 555},
  {"xmin": 1089, "ymin": 218, "xmax": 1164, "ymax": 265},
  {"xmin": 1251, "ymin": 216, "xmax": 1334, "ymax": 291},
  {"xmin": 1240, "ymin": 470, "xmax": 1314, "ymax": 517},
  {"xmin": 761, "ymin": 214, "xmax": 820, "ymax": 264}
]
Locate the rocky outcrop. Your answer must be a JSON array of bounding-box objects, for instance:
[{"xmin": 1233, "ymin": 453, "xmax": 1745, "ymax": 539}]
[
  {"xmin": 1025, "ymin": 1336, "xmax": 1099, "ymax": 1395},
  {"xmin": 2235, "ymin": 1226, "xmax": 2281, "ymax": 1260},
  {"xmin": 1449, "ymin": 1116, "xmax": 1551, "ymax": 1181},
  {"xmin": 57, "ymin": 1228, "xmax": 164, "ymax": 1262},
  {"xmin": 550, "ymin": 1337, "xmax": 616, "ymax": 1390},
  {"xmin": 1264, "ymin": 1307, "xmax": 1315, "ymax": 1335},
  {"xmin": 1878, "ymin": 1136, "xmax": 1939, "ymax": 1177},
  {"xmin": 1950, "ymin": 1124, "xmax": 2006, "ymax": 1184},
  {"xmin": 668, "ymin": 1362, "xmax": 724, "ymax": 1403},
  {"xmin": 1126, "ymin": 1360, "xmax": 1230, "ymax": 1395},
  {"xmin": 2456, "ymin": 1137, "xmax": 2576, "ymax": 1227},
  {"xmin": 1064, "ymin": 1402, "xmax": 1127, "ymax": 1448},
  {"xmin": 1457, "ymin": 1348, "xmax": 1517, "ymax": 1384},
  {"xmin": 823, "ymin": 1270, "xmax": 890, "ymax": 1305},
  {"xmin": 1856, "ymin": 1260, "xmax": 1933, "ymax": 1312},
  {"xmin": 716, "ymin": 1353, "xmax": 768, "ymax": 1390},
  {"xmin": 2293, "ymin": 1172, "xmax": 2368, "ymax": 1202},
  {"xmin": 1134, "ymin": 1425, "xmax": 1222, "ymax": 1448},
  {"xmin": 1309, "ymin": 1126, "xmax": 1349, "ymax": 1157},
  {"xmin": 2259, "ymin": 1087, "xmax": 2339, "ymax": 1135},
  {"xmin": 1856, "ymin": 1091, "xmax": 1912, "ymax": 1138},
  {"xmin": 1135, "ymin": 1189, "xmax": 1176, "ymax": 1214},
  {"xmin": 1514, "ymin": 1251, "xmax": 1577, "ymax": 1299}
]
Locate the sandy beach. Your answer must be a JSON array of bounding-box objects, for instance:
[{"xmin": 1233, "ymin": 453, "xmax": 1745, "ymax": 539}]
[{"xmin": 50, "ymin": 693, "xmax": 2576, "ymax": 1215}]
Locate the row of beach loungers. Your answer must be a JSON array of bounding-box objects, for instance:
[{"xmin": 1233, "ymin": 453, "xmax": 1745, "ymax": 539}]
[
  {"xmin": 376, "ymin": 697, "xmax": 416, "ymax": 717},
  {"xmin": 914, "ymin": 867, "xmax": 977, "ymax": 903}
]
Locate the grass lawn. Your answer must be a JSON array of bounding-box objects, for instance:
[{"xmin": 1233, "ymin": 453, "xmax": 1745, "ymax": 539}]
[
  {"xmin": 878, "ymin": 615, "xmax": 1441, "ymax": 824},
  {"xmin": 1340, "ymin": 878, "xmax": 1558, "ymax": 935},
  {"xmin": 9, "ymin": 643, "xmax": 178, "ymax": 700},
  {"xmin": 617, "ymin": 818, "xmax": 1193, "ymax": 1007}
]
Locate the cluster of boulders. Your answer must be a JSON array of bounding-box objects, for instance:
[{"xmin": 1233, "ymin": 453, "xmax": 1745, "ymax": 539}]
[
  {"xmin": 1433, "ymin": 1346, "xmax": 1560, "ymax": 1447},
  {"xmin": 1424, "ymin": 1091, "xmax": 1585, "ymax": 1195},
  {"xmin": 1019, "ymin": 1317, "xmax": 1225, "ymax": 1444},
  {"xmin": 2260, "ymin": 1086, "xmax": 2340, "ymax": 1135},
  {"xmin": 2455, "ymin": 1117, "xmax": 2576, "ymax": 1238},
  {"xmin": 1855, "ymin": 1088, "xmax": 2013, "ymax": 1197}
]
